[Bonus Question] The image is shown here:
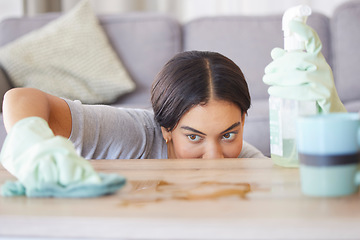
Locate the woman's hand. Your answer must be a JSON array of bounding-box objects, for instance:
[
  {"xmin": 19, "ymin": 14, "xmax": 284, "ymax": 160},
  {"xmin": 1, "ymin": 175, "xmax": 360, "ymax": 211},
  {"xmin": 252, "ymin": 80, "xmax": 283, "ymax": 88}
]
[
  {"xmin": 0, "ymin": 116, "xmax": 126, "ymax": 197},
  {"xmin": 263, "ymin": 20, "xmax": 346, "ymax": 113}
]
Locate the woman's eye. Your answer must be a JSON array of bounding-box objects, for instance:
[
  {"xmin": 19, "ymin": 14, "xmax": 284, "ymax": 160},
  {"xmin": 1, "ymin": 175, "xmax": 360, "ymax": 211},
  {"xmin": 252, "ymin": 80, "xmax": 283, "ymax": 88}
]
[
  {"xmin": 222, "ymin": 132, "xmax": 236, "ymax": 141},
  {"xmin": 187, "ymin": 134, "xmax": 202, "ymax": 142}
]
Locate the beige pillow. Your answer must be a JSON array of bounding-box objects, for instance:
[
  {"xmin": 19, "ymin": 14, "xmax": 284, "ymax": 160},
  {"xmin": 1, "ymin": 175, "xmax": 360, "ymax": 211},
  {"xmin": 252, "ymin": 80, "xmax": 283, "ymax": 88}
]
[{"xmin": 0, "ymin": 0, "xmax": 135, "ymax": 104}]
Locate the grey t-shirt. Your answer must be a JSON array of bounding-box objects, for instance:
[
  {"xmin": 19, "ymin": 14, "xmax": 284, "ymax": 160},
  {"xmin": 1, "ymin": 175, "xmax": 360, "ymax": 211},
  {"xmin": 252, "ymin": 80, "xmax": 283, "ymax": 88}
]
[{"xmin": 65, "ymin": 99, "xmax": 266, "ymax": 159}]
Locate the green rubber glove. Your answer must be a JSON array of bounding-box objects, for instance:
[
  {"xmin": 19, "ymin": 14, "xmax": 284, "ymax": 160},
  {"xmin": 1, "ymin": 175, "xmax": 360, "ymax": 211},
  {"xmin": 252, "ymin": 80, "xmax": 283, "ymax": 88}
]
[
  {"xmin": 263, "ymin": 20, "xmax": 346, "ymax": 113},
  {"xmin": 0, "ymin": 117, "xmax": 126, "ymax": 198}
]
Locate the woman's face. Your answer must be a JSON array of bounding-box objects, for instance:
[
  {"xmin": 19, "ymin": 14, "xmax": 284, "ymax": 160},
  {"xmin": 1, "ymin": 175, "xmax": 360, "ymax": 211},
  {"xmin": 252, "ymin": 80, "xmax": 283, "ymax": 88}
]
[{"xmin": 161, "ymin": 99, "xmax": 245, "ymax": 159}]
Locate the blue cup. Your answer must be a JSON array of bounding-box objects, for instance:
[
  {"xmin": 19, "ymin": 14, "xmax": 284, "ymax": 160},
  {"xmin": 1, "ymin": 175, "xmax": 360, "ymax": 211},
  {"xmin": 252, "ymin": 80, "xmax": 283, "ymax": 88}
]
[{"xmin": 297, "ymin": 113, "xmax": 360, "ymax": 197}]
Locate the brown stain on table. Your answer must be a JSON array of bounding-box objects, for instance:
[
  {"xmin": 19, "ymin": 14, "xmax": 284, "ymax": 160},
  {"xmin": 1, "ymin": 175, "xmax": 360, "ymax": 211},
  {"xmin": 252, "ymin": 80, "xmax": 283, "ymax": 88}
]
[{"xmin": 119, "ymin": 180, "xmax": 251, "ymax": 206}]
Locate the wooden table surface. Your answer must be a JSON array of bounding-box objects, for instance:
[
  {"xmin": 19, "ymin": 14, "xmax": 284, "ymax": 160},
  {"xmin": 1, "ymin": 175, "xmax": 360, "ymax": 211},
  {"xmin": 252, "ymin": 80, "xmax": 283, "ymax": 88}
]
[{"xmin": 1, "ymin": 158, "xmax": 360, "ymax": 239}]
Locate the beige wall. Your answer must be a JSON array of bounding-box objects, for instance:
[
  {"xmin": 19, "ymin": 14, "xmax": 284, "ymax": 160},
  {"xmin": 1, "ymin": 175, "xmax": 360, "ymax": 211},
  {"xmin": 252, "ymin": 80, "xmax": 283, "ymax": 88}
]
[
  {"xmin": 0, "ymin": 0, "xmax": 23, "ymax": 22},
  {"xmin": 62, "ymin": 0, "xmax": 356, "ymax": 21},
  {"xmin": 0, "ymin": 0, "xmax": 356, "ymax": 23}
]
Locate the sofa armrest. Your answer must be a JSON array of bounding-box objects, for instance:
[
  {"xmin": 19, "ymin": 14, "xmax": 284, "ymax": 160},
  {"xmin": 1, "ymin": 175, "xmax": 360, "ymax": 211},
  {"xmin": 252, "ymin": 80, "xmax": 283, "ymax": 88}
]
[{"xmin": 0, "ymin": 68, "xmax": 12, "ymax": 112}]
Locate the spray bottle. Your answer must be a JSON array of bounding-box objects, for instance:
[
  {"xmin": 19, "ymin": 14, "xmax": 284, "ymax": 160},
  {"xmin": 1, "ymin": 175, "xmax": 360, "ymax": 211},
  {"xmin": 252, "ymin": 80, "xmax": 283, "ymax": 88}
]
[{"xmin": 269, "ymin": 5, "xmax": 319, "ymax": 167}]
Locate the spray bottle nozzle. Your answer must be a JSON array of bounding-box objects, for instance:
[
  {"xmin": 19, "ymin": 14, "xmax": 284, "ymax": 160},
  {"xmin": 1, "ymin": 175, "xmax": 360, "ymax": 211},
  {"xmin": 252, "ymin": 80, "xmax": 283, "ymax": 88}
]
[{"xmin": 282, "ymin": 5, "xmax": 312, "ymax": 51}]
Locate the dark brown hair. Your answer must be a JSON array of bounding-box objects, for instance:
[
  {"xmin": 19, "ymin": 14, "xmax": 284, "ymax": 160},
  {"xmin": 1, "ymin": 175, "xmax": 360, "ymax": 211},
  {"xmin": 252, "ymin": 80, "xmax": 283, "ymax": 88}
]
[{"xmin": 151, "ymin": 51, "xmax": 250, "ymax": 131}]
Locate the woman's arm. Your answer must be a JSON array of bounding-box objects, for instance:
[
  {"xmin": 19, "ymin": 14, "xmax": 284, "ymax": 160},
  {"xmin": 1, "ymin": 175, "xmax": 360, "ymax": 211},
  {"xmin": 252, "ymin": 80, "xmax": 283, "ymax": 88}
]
[{"xmin": 2, "ymin": 88, "xmax": 72, "ymax": 138}]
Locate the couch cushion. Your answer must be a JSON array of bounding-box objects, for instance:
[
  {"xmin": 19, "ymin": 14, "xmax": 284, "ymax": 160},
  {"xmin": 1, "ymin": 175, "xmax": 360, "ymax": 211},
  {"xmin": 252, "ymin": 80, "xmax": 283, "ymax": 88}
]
[
  {"xmin": 344, "ymin": 101, "xmax": 360, "ymax": 113},
  {"xmin": 331, "ymin": 1, "xmax": 360, "ymax": 104},
  {"xmin": 243, "ymin": 99, "xmax": 270, "ymax": 157},
  {"xmin": 183, "ymin": 13, "xmax": 331, "ymax": 102},
  {"xmin": 0, "ymin": 69, "xmax": 12, "ymax": 112},
  {"xmin": 0, "ymin": 0, "xmax": 135, "ymax": 104},
  {"xmin": 99, "ymin": 13, "xmax": 182, "ymax": 108}
]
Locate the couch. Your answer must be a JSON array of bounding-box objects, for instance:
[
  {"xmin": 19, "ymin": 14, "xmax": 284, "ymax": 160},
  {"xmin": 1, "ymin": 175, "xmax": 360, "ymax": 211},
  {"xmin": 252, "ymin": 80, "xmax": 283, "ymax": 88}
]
[{"xmin": 0, "ymin": 0, "xmax": 359, "ymax": 157}]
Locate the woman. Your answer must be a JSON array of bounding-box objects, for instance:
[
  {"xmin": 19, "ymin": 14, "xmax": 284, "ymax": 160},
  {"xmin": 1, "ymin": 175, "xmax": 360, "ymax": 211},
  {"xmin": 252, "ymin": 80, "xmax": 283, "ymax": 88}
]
[{"xmin": 3, "ymin": 51, "xmax": 265, "ymax": 159}]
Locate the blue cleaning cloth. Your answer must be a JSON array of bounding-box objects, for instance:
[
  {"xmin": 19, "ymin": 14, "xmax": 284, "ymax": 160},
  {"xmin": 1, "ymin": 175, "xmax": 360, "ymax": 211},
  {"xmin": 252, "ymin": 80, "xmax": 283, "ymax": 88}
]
[
  {"xmin": 1, "ymin": 173, "xmax": 124, "ymax": 198},
  {"xmin": 0, "ymin": 117, "xmax": 126, "ymax": 198}
]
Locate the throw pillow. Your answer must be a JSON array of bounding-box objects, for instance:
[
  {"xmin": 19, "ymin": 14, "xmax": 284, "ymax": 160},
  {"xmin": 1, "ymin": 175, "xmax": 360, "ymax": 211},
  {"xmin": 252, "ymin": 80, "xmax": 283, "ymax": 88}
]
[{"xmin": 0, "ymin": 0, "xmax": 135, "ymax": 104}]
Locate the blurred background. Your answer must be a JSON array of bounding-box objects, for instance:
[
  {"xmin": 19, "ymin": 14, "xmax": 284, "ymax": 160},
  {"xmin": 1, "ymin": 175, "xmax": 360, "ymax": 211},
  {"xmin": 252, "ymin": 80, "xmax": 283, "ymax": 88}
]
[{"xmin": 0, "ymin": 0, "xmax": 354, "ymax": 23}]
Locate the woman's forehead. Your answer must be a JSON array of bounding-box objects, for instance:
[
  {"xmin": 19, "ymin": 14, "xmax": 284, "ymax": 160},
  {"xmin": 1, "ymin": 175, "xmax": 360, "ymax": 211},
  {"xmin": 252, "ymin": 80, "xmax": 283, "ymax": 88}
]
[{"xmin": 177, "ymin": 99, "xmax": 243, "ymax": 133}]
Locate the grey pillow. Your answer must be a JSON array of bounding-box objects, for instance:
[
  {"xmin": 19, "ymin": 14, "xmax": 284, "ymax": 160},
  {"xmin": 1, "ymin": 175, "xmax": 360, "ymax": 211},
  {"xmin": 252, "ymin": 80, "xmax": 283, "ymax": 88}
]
[{"xmin": 0, "ymin": 0, "xmax": 135, "ymax": 104}]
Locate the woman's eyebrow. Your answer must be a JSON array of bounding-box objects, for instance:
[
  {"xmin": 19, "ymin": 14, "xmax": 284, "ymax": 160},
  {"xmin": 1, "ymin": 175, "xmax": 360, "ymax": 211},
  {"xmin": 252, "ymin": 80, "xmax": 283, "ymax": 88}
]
[
  {"xmin": 180, "ymin": 122, "xmax": 241, "ymax": 136},
  {"xmin": 180, "ymin": 126, "xmax": 206, "ymax": 135},
  {"xmin": 220, "ymin": 122, "xmax": 241, "ymax": 134}
]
